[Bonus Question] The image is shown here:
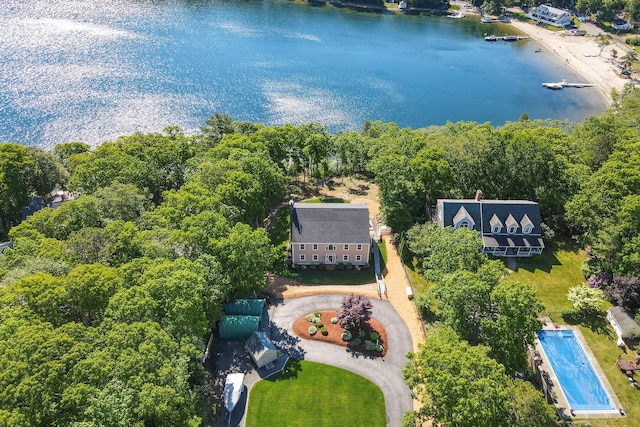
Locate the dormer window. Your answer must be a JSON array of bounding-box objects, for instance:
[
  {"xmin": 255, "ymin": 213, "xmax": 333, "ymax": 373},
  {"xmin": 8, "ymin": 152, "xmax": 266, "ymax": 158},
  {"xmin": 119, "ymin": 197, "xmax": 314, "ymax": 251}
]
[
  {"xmin": 505, "ymin": 214, "xmax": 518, "ymax": 235},
  {"xmin": 489, "ymin": 214, "xmax": 503, "ymax": 234},
  {"xmin": 520, "ymin": 214, "xmax": 534, "ymax": 235},
  {"xmin": 452, "ymin": 206, "xmax": 475, "ymax": 230}
]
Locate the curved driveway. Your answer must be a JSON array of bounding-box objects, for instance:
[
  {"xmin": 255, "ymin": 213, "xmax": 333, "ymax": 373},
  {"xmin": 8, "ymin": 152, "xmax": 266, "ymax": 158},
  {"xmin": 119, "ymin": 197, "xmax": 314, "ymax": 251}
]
[{"xmin": 249, "ymin": 294, "xmax": 414, "ymax": 427}]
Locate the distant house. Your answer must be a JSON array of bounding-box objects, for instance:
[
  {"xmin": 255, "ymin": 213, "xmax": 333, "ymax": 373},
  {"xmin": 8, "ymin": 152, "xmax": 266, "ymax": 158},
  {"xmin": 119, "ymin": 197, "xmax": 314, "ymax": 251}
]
[
  {"xmin": 526, "ymin": 5, "xmax": 572, "ymax": 27},
  {"xmin": 435, "ymin": 192, "xmax": 544, "ymax": 257},
  {"xmin": 612, "ymin": 19, "xmax": 632, "ymax": 31},
  {"xmin": 0, "ymin": 241, "xmax": 13, "ymax": 254},
  {"xmin": 290, "ymin": 203, "xmax": 371, "ymax": 266},
  {"xmin": 21, "ymin": 191, "xmax": 72, "ymax": 221}
]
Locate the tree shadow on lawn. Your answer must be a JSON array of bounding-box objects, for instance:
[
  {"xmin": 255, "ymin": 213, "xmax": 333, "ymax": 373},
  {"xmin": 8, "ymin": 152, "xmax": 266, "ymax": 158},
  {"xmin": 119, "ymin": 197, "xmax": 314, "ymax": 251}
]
[
  {"xmin": 507, "ymin": 251, "xmax": 562, "ymax": 274},
  {"xmin": 561, "ymin": 311, "xmax": 614, "ymax": 337}
]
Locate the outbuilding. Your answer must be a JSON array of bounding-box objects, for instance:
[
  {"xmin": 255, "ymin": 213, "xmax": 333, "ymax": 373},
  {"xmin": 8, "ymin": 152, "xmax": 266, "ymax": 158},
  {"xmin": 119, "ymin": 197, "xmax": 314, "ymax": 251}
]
[
  {"xmin": 245, "ymin": 331, "xmax": 279, "ymax": 368},
  {"xmin": 219, "ymin": 315, "xmax": 261, "ymax": 340},
  {"xmin": 607, "ymin": 306, "xmax": 640, "ymax": 341}
]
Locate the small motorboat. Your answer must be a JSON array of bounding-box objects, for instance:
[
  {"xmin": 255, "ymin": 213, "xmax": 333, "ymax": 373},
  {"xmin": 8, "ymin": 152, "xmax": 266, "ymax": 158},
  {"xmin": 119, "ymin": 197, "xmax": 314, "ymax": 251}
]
[
  {"xmin": 224, "ymin": 373, "xmax": 245, "ymax": 413},
  {"xmin": 447, "ymin": 11, "xmax": 465, "ymax": 19},
  {"xmin": 484, "ymin": 34, "xmax": 497, "ymax": 41},
  {"xmin": 481, "ymin": 16, "xmax": 493, "ymax": 23},
  {"xmin": 542, "ymin": 80, "xmax": 566, "ymax": 90},
  {"xmin": 503, "ymin": 35, "xmax": 518, "ymax": 41}
]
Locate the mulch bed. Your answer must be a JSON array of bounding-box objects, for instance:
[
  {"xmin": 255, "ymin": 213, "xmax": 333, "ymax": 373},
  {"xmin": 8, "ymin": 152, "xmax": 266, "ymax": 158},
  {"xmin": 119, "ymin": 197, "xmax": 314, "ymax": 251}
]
[{"xmin": 292, "ymin": 310, "xmax": 387, "ymax": 357}]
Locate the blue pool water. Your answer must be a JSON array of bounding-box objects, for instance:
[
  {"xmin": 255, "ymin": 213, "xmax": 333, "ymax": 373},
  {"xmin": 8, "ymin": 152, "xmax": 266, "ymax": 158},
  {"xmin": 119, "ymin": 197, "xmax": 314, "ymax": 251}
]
[{"xmin": 537, "ymin": 330, "xmax": 615, "ymax": 412}]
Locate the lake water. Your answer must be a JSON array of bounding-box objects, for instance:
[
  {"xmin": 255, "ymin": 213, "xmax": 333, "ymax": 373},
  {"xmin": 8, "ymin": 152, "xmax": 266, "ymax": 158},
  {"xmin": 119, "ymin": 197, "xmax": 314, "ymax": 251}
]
[{"xmin": 0, "ymin": 0, "xmax": 606, "ymax": 149}]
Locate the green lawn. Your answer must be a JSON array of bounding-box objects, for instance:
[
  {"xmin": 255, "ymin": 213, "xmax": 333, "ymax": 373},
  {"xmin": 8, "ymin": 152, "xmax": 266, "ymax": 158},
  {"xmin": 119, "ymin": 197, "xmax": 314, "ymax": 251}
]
[
  {"xmin": 246, "ymin": 360, "xmax": 385, "ymax": 427},
  {"xmin": 505, "ymin": 239, "xmax": 587, "ymax": 319}
]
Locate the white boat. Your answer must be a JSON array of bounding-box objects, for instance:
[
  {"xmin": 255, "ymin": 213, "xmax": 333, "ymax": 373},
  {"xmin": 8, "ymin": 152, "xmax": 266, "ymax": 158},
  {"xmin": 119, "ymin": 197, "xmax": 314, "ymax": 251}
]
[
  {"xmin": 481, "ymin": 16, "xmax": 493, "ymax": 23},
  {"xmin": 542, "ymin": 80, "xmax": 566, "ymax": 90},
  {"xmin": 224, "ymin": 373, "xmax": 245, "ymax": 413},
  {"xmin": 447, "ymin": 11, "xmax": 465, "ymax": 19}
]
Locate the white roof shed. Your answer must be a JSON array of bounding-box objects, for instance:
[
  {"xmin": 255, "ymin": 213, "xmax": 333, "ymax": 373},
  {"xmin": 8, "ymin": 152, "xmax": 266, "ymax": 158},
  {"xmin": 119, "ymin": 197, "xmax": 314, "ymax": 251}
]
[{"xmin": 245, "ymin": 331, "xmax": 279, "ymax": 369}]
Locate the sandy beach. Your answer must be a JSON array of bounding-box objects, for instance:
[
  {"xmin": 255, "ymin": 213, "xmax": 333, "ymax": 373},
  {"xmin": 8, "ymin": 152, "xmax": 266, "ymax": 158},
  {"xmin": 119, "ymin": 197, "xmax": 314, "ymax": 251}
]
[{"xmin": 508, "ymin": 19, "xmax": 632, "ymax": 105}]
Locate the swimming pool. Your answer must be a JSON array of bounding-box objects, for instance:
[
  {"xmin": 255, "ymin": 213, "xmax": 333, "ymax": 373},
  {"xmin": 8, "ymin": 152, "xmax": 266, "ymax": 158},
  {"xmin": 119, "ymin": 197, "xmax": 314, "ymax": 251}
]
[{"xmin": 537, "ymin": 330, "xmax": 616, "ymax": 412}]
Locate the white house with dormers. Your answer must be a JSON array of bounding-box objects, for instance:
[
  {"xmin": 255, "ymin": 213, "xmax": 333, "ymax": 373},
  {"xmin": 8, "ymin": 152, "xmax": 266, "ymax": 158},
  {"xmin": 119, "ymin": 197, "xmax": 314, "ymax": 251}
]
[
  {"xmin": 526, "ymin": 5, "xmax": 572, "ymax": 28},
  {"xmin": 435, "ymin": 193, "xmax": 544, "ymax": 257}
]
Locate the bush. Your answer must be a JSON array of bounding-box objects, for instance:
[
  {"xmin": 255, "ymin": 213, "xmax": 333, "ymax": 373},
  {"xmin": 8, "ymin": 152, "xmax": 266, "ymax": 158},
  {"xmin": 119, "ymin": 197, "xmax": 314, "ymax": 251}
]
[
  {"xmin": 358, "ymin": 330, "xmax": 366, "ymax": 338},
  {"xmin": 626, "ymin": 37, "xmax": 640, "ymax": 46},
  {"xmin": 370, "ymin": 332, "xmax": 379, "ymax": 341},
  {"xmin": 314, "ymin": 312, "xmax": 322, "ymax": 317},
  {"xmin": 365, "ymin": 340, "xmax": 382, "ymax": 352},
  {"xmin": 341, "ymin": 330, "xmax": 353, "ymax": 341},
  {"xmin": 330, "ymin": 317, "xmax": 338, "ymax": 324},
  {"xmin": 310, "ymin": 264, "xmax": 317, "ymax": 270},
  {"xmin": 321, "ymin": 327, "xmax": 328, "ymax": 335},
  {"xmin": 308, "ymin": 326, "xmax": 318, "ymax": 335},
  {"xmin": 346, "ymin": 262, "xmax": 353, "ymax": 270},
  {"xmin": 315, "ymin": 320, "xmax": 324, "ymax": 328},
  {"xmin": 352, "ymin": 338, "xmax": 361, "ymax": 346},
  {"xmin": 336, "ymin": 263, "xmax": 346, "ymax": 271},
  {"xmin": 305, "ymin": 314, "xmax": 316, "ymax": 322}
]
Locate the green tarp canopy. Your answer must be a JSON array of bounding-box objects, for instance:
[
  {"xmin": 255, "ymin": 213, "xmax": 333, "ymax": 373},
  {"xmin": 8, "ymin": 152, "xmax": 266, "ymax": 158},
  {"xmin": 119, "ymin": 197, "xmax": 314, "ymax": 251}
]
[
  {"xmin": 219, "ymin": 315, "xmax": 260, "ymax": 340},
  {"xmin": 224, "ymin": 299, "xmax": 265, "ymax": 316}
]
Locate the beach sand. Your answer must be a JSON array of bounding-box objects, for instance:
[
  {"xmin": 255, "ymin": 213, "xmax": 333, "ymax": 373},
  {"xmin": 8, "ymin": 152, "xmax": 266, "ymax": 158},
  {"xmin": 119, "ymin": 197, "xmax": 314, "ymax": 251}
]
[{"xmin": 508, "ymin": 20, "xmax": 632, "ymax": 105}]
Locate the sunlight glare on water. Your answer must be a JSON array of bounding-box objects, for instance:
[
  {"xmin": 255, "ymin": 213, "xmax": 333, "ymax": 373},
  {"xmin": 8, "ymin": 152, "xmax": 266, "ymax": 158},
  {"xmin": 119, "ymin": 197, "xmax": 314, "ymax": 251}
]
[{"xmin": 0, "ymin": 0, "xmax": 607, "ymax": 149}]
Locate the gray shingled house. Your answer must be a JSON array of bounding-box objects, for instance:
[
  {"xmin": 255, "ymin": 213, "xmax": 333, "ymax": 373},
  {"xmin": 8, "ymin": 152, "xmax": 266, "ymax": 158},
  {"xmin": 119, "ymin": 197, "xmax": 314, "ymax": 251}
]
[
  {"xmin": 435, "ymin": 193, "xmax": 544, "ymax": 257},
  {"xmin": 290, "ymin": 203, "xmax": 371, "ymax": 266}
]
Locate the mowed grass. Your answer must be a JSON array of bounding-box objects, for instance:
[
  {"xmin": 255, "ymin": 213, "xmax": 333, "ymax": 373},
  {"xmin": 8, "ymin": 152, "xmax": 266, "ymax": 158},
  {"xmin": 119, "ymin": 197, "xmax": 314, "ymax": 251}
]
[
  {"xmin": 506, "ymin": 239, "xmax": 640, "ymax": 427},
  {"xmin": 505, "ymin": 239, "xmax": 587, "ymax": 319},
  {"xmin": 246, "ymin": 360, "xmax": 385, "ymax": 427}
]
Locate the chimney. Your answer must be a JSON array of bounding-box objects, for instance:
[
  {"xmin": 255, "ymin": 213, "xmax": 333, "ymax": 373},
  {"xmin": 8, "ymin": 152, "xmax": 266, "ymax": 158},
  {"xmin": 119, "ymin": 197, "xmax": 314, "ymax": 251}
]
[{"xmin": 474, "ymin": 189, "xmax": 483, "ymax": 201}]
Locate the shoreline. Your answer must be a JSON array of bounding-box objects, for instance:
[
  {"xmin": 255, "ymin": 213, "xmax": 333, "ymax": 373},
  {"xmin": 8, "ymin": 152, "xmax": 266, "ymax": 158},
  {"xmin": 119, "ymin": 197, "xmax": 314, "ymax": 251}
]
[{"xmin": 508, "ymin": 20, "xmax": 632, "ymax": 106}]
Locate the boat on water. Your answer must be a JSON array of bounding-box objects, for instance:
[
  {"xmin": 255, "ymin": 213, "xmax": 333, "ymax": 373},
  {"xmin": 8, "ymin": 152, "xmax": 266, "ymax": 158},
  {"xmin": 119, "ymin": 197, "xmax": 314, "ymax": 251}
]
[
  {"xmin": 447, "ymin": 11, "xmax": 465, "ymax": 19},
  {"xmin": 484, "ymin": 34, "xmax": 497, "ymax": 41},
  {"xmin": 542, "ymin": 80, "xmax": 596, "ymax": 90},
  {"xmin": 542, "ymin": 81, "xmax": 565, "ymax": 90},
  {"xmin": 224, "ymin": 373, "xmax": 245, "ymax": 413},
  {"xmin": 481, "ymin": 16, "xmax": 493, "ymax": 23},
  {"xmin": 503, "ymin": 35, "xmax": 518, "ymax": 41}
]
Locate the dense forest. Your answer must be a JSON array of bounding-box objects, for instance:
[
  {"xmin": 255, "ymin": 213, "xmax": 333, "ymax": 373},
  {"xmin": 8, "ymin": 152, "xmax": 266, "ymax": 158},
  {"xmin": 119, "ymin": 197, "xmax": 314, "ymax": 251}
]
[{"xmin": 1, "ymin": 82, "xmax": 640, "ymax": 425}]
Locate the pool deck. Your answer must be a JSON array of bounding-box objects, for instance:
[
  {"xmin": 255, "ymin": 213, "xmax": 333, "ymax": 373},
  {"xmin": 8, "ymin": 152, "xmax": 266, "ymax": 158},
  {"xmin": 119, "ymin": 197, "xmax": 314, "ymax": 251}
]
[{"xmin": 533, "ymin": 319, "xmax": 624, "ymax": 420}]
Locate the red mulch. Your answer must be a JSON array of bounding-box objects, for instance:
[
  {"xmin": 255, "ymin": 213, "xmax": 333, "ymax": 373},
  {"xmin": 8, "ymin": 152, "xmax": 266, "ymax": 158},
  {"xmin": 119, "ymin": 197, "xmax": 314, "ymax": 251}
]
[{"xmin": 292, "ymin": 310, "xmax": 387, "ymax": 357}]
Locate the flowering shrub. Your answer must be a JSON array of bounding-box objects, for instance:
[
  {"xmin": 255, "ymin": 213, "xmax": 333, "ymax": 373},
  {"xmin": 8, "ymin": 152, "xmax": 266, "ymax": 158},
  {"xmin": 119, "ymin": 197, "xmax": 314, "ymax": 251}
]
[
  {"xmin": 308, "ymin": 326, "xmax": 318, "ymax": 335},
  {"xmin": 330, "ymin": 317, "xmax": 338, "ymax": 324}
]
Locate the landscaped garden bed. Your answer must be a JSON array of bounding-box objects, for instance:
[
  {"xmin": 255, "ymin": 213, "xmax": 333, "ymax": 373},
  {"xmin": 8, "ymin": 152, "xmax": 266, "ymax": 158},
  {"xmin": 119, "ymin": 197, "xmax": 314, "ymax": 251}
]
[{"xmin": 292, "ymin": 309, "xmax": 388, "ymax": 356}]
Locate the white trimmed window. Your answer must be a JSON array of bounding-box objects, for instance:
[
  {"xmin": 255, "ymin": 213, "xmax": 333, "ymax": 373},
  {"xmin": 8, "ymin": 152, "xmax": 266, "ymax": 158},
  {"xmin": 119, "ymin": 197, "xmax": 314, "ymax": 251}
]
[
  {"xmin": 312, "ymin": 254, "xmax": 318, "ymax": 261},
  {"xmin": 343, "ymin": 255, "xmax": 349, "ymax": 261},
  {"xmin": 357, "ymin": 244, "xmax": 362, "ymax": 250},
  {"xmin": 313, "ymin": 244, "xmax": 318, "ymax": 250},
  {"xmin": 356, "ymin": 255, "xmax": 362, "ymax": 261},
  {"xmin": 300, "ymin": 244, "xmax": 305, "ymax": 250},
  {"xmin": 508, "ymin": 225, "xmax": 517, "ymax": 234},
  {"xmin": 300, "ymin": 254, "xmax": 306, "ymax": 261},
  {"xmin": 344, "ymin": 244, "xmax": 349, "ymax": 250},
  {"xmin": 523, "ymin": 225, "xmax": 533, "ymax": 235},
  {"xmin": 327, "ymin": 244, "xmax": 335, "ymax": 251}
]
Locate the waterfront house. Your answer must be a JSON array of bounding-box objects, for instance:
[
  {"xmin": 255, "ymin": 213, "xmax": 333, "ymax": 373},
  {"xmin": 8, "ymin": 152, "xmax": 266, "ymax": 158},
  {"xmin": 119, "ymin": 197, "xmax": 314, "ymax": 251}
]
[
  {"xmin": 526, "ymin": 5, "xmax": 572, "ymax": 27},
  {"xmin": 290, "ymin": 203, "xmax": 371, "ymax": 267},
  {"xmin": 435, "ymin": 191, "xmax": 544, "ymax": 257}
]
